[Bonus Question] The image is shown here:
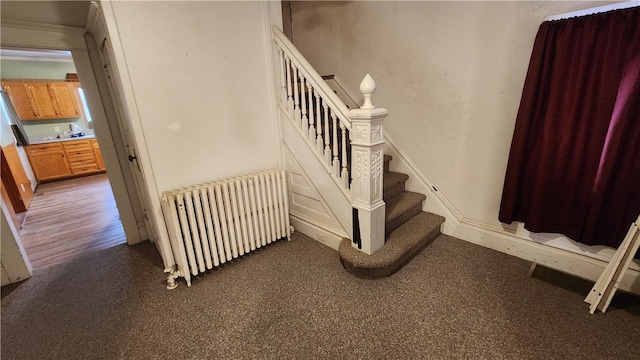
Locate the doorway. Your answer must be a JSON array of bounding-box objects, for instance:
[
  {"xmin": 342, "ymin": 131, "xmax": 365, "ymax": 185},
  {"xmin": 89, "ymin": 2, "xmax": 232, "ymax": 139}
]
[
  {"xmin": 0, "ymin": 2, "xmax": 153, "ymax": 280},
  {"xmin": 0, "ymin": 48, "xmax": 128, "ymax": 270}
]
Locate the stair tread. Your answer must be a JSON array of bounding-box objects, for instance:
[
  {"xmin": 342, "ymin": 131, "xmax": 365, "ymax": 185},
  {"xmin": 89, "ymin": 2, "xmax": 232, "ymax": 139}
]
[
  {"xmin": 383, "ymin": 155, "xmax": 392, "ymax": 163},
  {"xmin": 339, "ymin": 212, "xmax": 446, "ymax": 278}
]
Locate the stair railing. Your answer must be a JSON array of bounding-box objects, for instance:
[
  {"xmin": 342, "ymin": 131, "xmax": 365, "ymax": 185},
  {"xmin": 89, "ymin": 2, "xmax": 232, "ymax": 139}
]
[{"xmin": 272, "ymin": 26, "xmax": 388, "ymax": 255}]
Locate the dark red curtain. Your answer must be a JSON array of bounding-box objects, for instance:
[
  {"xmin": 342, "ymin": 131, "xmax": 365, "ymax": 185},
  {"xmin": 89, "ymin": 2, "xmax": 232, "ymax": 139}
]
[{"xmin": 499, "ymin": 7, "xmax": 640, "ymax": 248}]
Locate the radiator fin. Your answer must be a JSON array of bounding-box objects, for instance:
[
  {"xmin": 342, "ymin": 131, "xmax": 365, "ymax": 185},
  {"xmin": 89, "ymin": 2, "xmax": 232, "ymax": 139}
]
[{"xmin": 161, "ymin": 169, "xmax": 291, "ymax": 286}]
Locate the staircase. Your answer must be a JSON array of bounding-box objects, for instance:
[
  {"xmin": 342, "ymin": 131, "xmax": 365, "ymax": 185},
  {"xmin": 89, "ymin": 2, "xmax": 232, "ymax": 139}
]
[
  {"xmin": 339, "ymin": 155, "xmax": 445, "ymax": 278},
  {"xmin": 273, "ymin": 26, "xmax": 445, "ymax": 277}
]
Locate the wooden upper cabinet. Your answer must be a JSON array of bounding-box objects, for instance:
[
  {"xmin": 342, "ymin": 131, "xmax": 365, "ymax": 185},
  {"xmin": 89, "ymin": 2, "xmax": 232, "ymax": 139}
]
[
  {"xmin": 2, "ymin": 82, "xmax": 39, "ymax": 120},
  {"xmin": 28, "ymin": 82, "xmax": 59, "ymax": 119},
  {"xmin": 50, "ymin": 82, "xmax": 80, "ymax": 118},
  {"xmin": 1, "ymin": 80, "xmax": 81, "ymax": 120}
]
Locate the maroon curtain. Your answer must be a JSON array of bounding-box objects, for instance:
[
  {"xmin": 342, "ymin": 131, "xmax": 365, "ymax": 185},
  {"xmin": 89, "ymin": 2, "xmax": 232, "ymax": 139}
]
[{"xmin": 499, "ymin": 7, "xmax": 640, "ymax": 248}]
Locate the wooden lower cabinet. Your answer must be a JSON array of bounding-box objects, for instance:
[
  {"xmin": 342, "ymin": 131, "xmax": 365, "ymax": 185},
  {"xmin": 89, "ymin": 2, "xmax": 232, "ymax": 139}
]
[
  {"xmin": 64, "ymin": 140, "xmax": 99, "ymax": 175},
  {"xmin": 91, "ymin": 139, "xmax": 106, "ymax": 171},
  {"xmin": 25, "ymin": 143, "xmax": 72, "ymax": 181},
  {"xmin": 26, "ymin": 139, "xmax": 106, "ymax": 182}
]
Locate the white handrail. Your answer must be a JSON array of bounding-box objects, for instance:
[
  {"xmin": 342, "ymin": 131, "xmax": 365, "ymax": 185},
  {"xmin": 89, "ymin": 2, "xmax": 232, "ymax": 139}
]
[{"xmin": 272, "ymin": 26, "xmax": 351, "ymax": 131}]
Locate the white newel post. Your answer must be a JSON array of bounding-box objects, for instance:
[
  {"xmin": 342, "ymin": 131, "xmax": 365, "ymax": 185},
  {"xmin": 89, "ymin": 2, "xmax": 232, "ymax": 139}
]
[{"xmin": 349, "ymin": 74, "xmax": 387, "ymax": 255}]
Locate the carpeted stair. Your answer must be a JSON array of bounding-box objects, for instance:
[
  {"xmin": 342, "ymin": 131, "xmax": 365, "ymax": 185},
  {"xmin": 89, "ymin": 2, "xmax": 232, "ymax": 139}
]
[{"xmin": 339, "ymin": 155, "xmax": 445, "ymax": 278}]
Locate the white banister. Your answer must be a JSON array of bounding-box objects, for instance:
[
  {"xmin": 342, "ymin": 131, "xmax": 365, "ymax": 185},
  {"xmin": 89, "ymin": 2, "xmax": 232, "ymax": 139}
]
[{"xmin": 272, "ymin": 26, "xmax": 351, "ymax": 131}]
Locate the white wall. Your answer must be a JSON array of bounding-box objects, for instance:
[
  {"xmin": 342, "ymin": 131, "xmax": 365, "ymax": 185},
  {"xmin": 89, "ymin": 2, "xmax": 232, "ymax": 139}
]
[
  {"xmin": 108, "ymin": 1, "xmax": 281, "ymax": 192},
  {"xmin": 291, "ymin": 1, "xmax": 617, "ymax": 227}
]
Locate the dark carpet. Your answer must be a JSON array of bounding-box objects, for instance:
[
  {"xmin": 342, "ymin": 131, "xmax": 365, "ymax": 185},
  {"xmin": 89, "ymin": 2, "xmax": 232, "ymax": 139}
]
[{"xmin": 2, "ymin": 232, "xmax": 639, "ymax": 359}]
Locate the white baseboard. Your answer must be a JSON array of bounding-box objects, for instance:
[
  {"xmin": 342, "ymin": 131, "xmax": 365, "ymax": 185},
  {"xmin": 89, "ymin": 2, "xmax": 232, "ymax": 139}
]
[
  {"xmin": 290, "ymin": 212, "xmax": 345, "ymax": 251},
  {"xmin": 454, "ymin": 221, "xmax": 640, "ymax": 295}
]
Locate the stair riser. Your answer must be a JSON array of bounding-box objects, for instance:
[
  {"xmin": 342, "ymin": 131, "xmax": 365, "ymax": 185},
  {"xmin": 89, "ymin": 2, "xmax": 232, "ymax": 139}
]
[
  {"xmin": 386, "ymin": 203, "xmax": 423, "ymax": 237},
  {"xmin": 383, "ymin": 155, "xmax": 392, "ymax": 174},
  {"xmin": 384, "ymin": 182, "xmax": 405, "ymax": 201},
  {"xmin": 339, "ymin": 220, "xmax": 443, "ymax": 279}
]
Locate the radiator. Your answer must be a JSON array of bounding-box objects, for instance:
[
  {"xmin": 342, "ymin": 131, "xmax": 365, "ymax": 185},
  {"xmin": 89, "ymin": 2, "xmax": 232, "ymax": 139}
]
[{"xmin": 161, "ymin": 169, "xmax": 291, "ymax": 288}]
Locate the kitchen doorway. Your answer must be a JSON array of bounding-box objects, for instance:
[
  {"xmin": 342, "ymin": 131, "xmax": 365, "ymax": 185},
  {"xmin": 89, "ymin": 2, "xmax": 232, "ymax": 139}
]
[
  {"xmin": 2, "ymin": 1, "xmax": 163, "ymax": 282},
  {"xmin": 1, "ymin": 48, "xmax": 128, "ymax": 270}
]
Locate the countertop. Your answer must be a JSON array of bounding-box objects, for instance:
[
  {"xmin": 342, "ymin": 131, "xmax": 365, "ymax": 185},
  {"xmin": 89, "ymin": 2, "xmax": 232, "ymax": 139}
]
[{"xmin": 28, "ymin": 134, "xmax": 96, "ymax": 145}]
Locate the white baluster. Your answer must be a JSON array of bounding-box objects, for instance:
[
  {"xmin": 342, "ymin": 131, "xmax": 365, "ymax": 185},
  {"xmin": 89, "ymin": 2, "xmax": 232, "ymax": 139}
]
[
  {"xmin": 341, "ymin": 122, "xmax": 349, "ymax": 189},
  {"xmin": 332, "ymin": 112, "xmax": 340, "ymax": 175},
  {"xmin": 307, "ymin": 86, "xmax": 315, "ymax": 143},
  {"xmin": 300, "ymin": 76, "xmax": 308, "ymax": 130},
  {"xmin": 323, "ymin": 104, "xmax": 331, "ymax": 165},
  {"xmin": 292, "ymin": 65, "xmax": 301, "ymax": 123},
  {"xmin": 278, "ymin": 49, "xmax": 286, "ymax": 105},
  {"xmin": 284, "ymin": 57, "xmax": 293, "ymax": 114},
  {"xmin": 316, "ymin": 95, "xmax": 322, "ymax": 154}
]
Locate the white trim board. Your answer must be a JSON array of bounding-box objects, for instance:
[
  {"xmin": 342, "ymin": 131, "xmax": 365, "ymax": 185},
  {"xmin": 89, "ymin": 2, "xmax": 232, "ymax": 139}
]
[
  {"xmin": 454, "ymin": 221, "xmax": 640, "ymax": 295},
  {"xmin": 290, "ymin": 212, "xmax": 346, "ymax": 251}
]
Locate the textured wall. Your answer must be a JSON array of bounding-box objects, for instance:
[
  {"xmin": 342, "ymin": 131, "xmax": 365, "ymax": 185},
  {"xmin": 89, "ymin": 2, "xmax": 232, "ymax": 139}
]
[{"xmin": 109, "ymin": 1, "xmax": 280, "ymax": 192}]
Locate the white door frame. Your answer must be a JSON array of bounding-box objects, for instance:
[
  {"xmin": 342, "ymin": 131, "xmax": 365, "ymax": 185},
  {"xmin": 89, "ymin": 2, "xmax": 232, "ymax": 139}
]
[
  {"xmin": 85, "ymin": 1, "xmax": 174, "ymax": 269},
  {"xmin": 0, "ymin": 20, "xmax": 145, "ymax": 246}
]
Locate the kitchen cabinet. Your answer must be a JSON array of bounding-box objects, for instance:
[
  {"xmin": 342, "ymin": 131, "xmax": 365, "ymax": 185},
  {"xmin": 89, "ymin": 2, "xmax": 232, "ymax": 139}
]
[
  {"xmin": 50, "ymin": 82, "xmax": 80, "ymax": 118},
  {"xmin": 1, "ymin": 82, "xmax": 38, "ymax": 120},
  {"xmin": 28, "ymin": 82, "xmax": 60, "ymax": 119},
  {"xmin": 64, "ymin": 140, "xmax": 99, "ymax": 176},
  {"xmin": 1, "ymin": 81, "xmax": 80, "ymax": 120},
  {"xmin": 25, "ymin": 143, "xmax": 72, "ymax": 182},
  {"xmin": 26, "ymin": 138, "xmax": 106, "ymax": 182},
  {"xmin": 91, "ymin": 139, "xmax": 106, "ymax": 171}
]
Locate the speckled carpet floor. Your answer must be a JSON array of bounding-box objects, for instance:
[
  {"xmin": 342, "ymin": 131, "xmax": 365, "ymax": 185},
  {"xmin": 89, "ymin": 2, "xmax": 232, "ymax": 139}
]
[{"xmin": 2, "ymin": 232, "xmax": 639, "ymax": 359}]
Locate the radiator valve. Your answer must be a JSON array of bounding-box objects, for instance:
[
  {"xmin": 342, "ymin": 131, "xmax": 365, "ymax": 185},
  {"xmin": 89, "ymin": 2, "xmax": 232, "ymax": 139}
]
[{"xmin": 165, "ymin": 267, "xmax": 180, "ymax": 290}]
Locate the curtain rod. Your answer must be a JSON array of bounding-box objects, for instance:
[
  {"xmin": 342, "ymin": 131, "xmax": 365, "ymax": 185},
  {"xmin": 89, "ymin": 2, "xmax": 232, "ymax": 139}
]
[{"xmin": 544, "ymin": 0, "xmax": 639, "ymax": 21}]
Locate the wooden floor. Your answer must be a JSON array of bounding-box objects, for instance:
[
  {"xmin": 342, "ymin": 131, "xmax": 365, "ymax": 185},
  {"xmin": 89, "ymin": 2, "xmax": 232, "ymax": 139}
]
[{"xmin": 18, "ymin": 173, "xmax": 127, "ymax": 270}]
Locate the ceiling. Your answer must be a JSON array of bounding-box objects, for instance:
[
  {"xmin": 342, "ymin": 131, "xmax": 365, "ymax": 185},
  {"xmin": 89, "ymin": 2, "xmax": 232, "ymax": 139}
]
[{"xmin": 1, "ymin": 1, "xmax": 91, "ymax": 28}]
